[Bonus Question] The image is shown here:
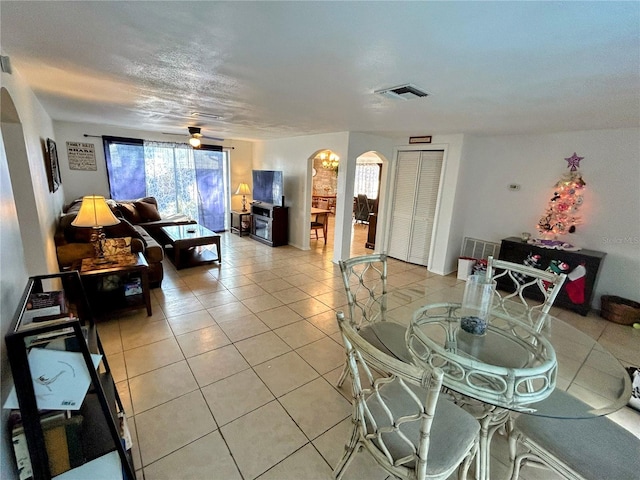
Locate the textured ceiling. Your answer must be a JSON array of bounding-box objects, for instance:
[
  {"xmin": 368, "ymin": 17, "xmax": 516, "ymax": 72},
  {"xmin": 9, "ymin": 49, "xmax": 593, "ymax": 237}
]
[{"xmin": 1, "ymin": 1, "xmax": 638, "ymax": 141}]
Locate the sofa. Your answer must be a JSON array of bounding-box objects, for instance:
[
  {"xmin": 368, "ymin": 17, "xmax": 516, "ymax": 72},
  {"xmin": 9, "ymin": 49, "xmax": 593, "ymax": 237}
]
[{"xmin": 55, "ymin": 196, "xmax": 194, "ymax": 287}]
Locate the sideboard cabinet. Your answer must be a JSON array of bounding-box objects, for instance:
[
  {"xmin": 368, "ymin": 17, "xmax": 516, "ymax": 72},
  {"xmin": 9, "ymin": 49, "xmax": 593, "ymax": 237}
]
[{"xmin": 498, "ymin": 237, "xmax": 606, "ymax": 316}]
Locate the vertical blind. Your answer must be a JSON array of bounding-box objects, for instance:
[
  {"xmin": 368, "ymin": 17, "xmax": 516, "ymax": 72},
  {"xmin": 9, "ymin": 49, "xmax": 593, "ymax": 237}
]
[{"xmin": 104, "ymin": 137, "xmax": 228, "ymax": 232}]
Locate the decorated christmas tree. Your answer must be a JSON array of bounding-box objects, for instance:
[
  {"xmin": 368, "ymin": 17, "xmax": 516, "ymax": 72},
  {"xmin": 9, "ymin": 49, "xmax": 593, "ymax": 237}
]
[{"xmin": 536, "ymin": 153, "xmax": 586, "ymax": 237}]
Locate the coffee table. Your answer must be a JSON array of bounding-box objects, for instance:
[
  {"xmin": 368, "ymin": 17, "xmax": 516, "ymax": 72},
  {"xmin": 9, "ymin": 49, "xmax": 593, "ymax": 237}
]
[{"xmin": 161, "ymin": 224, "xmax": 221, "ymax": 269}]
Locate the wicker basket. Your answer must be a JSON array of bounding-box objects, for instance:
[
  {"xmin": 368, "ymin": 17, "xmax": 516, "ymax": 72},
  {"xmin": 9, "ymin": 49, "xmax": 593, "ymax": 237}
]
[{"xmin": 600, "ymin": 295, "xmax": 640, "ymax": 325}]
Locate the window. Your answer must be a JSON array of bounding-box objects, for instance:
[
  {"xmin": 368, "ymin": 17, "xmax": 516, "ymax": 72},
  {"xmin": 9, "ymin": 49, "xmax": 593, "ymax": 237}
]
[
  {"xmin": 354, "ymin": 163, "xmax": 381, "ymax": 199},
  {"xmin": 104, "ymin": 137, "xmax": 228, "ymax": 232}
]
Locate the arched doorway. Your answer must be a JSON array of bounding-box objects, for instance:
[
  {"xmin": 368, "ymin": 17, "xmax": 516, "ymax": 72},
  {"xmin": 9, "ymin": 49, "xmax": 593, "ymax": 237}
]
[
  {"xmin": 349, "ymin": 151, "xmax": 386, "ymax": 256},
  {"xmin": 310, "ymin": 149, "xmax": 340, "ymax": 249}
]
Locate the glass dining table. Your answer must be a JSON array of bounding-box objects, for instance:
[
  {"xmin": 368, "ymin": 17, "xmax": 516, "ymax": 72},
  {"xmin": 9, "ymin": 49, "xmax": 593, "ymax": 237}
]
[{"xmin": 375, "ymin": 284, "xmax": 632, "ymax": 480}]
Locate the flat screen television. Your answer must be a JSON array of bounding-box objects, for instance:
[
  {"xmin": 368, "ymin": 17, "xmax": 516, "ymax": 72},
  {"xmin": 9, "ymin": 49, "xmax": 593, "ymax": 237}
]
[{"xmin": 252, "ymin": 170, "xmax": 284, "ymax": 206}]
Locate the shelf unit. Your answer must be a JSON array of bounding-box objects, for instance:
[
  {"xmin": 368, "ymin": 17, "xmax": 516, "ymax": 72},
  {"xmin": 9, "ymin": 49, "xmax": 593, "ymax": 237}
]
[{"xmin": 4, "ymin": 272, "xmax": 135, "ymax": 480}]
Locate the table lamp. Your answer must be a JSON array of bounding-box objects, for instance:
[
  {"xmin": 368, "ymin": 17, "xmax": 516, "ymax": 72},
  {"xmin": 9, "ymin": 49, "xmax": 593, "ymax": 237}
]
[
  {"xmin": 71, "ymin": 195, "xmax": 120, "ymax": 261},
  {"xmin": 235, "ymin": 183, "xmax": 251, "ymax": 212}
]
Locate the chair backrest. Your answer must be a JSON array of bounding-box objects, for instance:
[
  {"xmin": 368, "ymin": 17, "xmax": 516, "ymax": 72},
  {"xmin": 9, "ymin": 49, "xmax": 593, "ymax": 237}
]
[
  {"xmin": 336, "ymin": 311, "xmax": 446, "ymax": 480},
  {"xmin": 317, "ymin": 198, "xmax": 329, "ymax": 210},
  {"xmin": 339, "ymin": 254, "xmax": 388, "ymax": 329},
  {"xmin": 355, "ymin": 194, "xmax": 370, "ymax": 221},
  {"xmin": 487, "ymin": 256, "xmax": 567, "ymax": 329}
]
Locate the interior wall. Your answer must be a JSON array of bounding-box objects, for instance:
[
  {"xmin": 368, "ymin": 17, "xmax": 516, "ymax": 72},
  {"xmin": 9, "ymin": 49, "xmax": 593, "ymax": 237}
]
[
  {"xmin": 458, "ymin": 128, "xmax": 640, "ymax": 307},
  {"xmin": 1, "ymin": 69, "xmax": 62, "ymax": 276},
  {"xmin": 52, "ymin": 121, "xmax": 254, "ymax": 210},
  {"xmin": 387, "ymin": 135, "xmax": 466, "ymax": 275},
  {"xmin": 0, "ymin": 73, "xmax": 51, "ymax": 479},
  {"xmin": 253, "ymin": 132, "xmax": 350, "ymax": 252}
]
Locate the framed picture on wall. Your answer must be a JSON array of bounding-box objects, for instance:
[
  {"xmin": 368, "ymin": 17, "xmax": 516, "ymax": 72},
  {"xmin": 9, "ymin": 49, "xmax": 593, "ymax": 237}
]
[{"xmin": 46, "ymin": 138, "xmax": 61, "ymax": 192}]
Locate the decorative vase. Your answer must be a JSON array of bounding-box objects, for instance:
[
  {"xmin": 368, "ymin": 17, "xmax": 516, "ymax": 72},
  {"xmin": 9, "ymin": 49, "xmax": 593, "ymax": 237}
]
[{"xmin": 460, "ymin": 274, "xmax": 496, "ymax": 335}]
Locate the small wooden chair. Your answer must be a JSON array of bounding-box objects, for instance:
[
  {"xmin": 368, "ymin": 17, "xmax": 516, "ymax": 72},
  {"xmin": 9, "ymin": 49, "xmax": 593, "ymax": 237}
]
[{"xmin": 310, "ymin": 211, "xmax": 328, "ymax": 244}]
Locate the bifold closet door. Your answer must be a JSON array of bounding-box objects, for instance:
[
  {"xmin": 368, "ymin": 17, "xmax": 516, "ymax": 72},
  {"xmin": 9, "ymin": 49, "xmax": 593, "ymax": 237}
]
[{"xmin": 387, "ymin": 150, "xmax": 443, "ymax": 266}]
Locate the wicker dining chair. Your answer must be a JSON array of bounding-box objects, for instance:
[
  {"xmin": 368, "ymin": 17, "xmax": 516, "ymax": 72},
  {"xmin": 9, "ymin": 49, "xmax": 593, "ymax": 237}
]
[
  {"xmin": 334, "ymin": 311, "xmax": 479, "ymax": 480},
  {"xmin": 508, "ymin": 389, "xmax": 640, "ymax": 480},
  {"xmin": 487, "ymin": 256, "xmax": 567, "ymax": 330},
  {"xmin": 335, "ymin": 254, "xmax": 412, "ymax": 387}
]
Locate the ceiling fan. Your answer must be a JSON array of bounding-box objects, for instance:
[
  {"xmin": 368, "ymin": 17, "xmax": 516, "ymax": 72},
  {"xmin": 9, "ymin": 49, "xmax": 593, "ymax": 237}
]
[{"xmin": 162, "ymin": 126, "xmax": 224, "ymax": 147}]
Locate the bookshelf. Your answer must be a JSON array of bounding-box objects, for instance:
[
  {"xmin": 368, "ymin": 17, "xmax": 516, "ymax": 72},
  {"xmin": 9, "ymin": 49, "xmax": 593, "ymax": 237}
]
[{"xmin": 4, "ymin": 272, "xmax": 135, "ymax": 480}]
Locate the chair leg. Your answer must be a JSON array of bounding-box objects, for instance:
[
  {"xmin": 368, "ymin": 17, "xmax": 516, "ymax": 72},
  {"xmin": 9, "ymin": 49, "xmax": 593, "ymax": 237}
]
[
  {"xmin": 336, "ymin": 362, "xmax": 349, "ymax": 388},
  {"xmin": 333, "ymin": 422, "xmax": 361, "ymax": 480}
]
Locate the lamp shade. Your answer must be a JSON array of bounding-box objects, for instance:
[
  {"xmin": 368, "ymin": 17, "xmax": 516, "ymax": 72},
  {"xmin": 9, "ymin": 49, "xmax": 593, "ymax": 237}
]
[
  {"xmin": 71, "ymin": 196, "xmax": 120, "ymax": 227},
  {"xmin": 235, "ymin": 183, "xmax": 251, "ymax": 195}
]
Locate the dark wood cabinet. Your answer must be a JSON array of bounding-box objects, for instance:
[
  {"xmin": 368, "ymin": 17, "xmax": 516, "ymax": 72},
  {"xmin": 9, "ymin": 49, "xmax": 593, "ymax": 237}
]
[
  {"xmin": 498, "ymin": 237, "xmax": 606, "ymax": 316},
  {"xmin": 250, "ymin": 204, "xmax": 289, "ymax": 247},
  {"xmin": 366, "ymin": 213, "xmax": 377, "ymax": 249}
]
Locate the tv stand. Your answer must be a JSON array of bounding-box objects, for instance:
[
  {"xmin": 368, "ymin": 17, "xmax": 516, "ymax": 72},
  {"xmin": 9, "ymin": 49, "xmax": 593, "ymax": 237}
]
[{"xmin": 250, "ymin": 204, "xmax": 289, "ymax": 247}]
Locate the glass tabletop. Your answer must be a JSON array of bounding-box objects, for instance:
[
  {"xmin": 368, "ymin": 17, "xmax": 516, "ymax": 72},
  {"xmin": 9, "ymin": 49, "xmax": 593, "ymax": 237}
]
[{"xmin": 382, "ymin": 286, "xmax": 632, "ymax": 419}]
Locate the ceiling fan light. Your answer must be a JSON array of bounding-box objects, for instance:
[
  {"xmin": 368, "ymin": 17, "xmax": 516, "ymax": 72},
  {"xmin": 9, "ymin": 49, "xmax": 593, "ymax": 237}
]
[{"xmin": 189, "ymin": 136, "xmax": 201, "ymax": 148}]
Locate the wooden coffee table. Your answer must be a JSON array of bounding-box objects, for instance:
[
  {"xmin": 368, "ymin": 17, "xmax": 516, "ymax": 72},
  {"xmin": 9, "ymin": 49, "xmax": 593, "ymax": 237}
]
[{"xmin": 161, "ymin": 224, "xmax": 221, "ymax": 269}]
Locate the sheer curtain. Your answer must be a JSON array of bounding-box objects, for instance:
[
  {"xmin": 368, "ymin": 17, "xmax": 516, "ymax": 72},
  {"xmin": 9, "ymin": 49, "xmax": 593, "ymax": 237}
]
[
  {"xmin": 105, "ymin": 137, "xmax": 228, "ymax": 231},
  {"xmin": 354, "ymin": 163, "xmax": 381, "ymax": 199}
]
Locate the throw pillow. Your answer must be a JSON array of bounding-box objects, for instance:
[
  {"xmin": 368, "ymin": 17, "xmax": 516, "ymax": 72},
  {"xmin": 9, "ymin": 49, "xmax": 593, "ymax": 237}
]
[
  {"xmin": 102, "ymin": 237, "xmax": 132, "ymax": 256},
  {"xmin": 134, "ymin": 200, "xmax": 162, "ymax": 222},
  {"xmin": 117, "ymin": 202, "xmax": 141, "ymax": 223}
]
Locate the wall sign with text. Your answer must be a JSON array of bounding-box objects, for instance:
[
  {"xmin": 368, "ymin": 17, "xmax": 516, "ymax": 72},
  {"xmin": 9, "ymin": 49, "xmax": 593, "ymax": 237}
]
[{"xmin": 66, "ymin": 142, "xmax": 97, "ymax": 171}]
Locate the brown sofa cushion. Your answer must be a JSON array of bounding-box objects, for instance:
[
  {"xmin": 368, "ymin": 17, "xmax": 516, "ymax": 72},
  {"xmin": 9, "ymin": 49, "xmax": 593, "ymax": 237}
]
[
  {"xmin": 116, "ymin": 202, "xmax": 141, "ymax": 223},
  {"xmin": 134, "ymin": 200, "xmax": 162, "ymax": 222}
]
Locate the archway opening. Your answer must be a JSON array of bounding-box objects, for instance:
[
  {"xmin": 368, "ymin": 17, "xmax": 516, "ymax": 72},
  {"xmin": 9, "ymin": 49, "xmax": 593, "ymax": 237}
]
[{"xmin": 349, "ymin": 151, "xmax": 385, "ymax": 256}]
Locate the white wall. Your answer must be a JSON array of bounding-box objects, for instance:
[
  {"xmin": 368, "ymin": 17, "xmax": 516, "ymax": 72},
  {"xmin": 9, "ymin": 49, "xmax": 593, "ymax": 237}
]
[
  {"xmin": 253, "ymin": 132, "xmax": 350, "ymax": 253},
  {"xmin": 458, "ymin": 128, "xmax": 640, "ymax": 307},
  {"xmin": 53, "ymin": 122, "xmax": 254, "ymax": 210},
  {"xmin": 1, "ymin": 68, "xmax": 57, "ymax": 479},
  {"xmin": 1, "ymin": 69, "xmax": 62, "ymax": 276}
]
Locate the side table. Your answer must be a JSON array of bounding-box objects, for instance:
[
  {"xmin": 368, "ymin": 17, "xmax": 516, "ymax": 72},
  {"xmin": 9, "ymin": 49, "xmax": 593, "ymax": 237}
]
[
  {"xmin": 73, "ymin": 252, "xmax": 152, "ymax": 316},
  {"xmin": 230, "ymin": 210, "xmax": 252, "ymax": 237}
]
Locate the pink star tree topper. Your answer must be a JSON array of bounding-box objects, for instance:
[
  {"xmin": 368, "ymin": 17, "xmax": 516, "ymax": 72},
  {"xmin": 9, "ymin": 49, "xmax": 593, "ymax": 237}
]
[{"xmin": 565, "ymin": 152, "xmax": 583, "ymax": 171}]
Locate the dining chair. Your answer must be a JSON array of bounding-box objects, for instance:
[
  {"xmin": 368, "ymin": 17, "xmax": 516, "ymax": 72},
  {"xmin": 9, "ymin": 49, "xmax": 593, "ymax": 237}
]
[
  {"xmin": 335, "ymin": 254, "xmax": 413, "ymax": 387},
  {"xmin": 334, "ymin": 311, "xmax": 480, "ymax": 480},
  {"xmin": 487, "ymin": 255, "xmax": 567, "ymax": 330},
  {"xmin": 317, "ymin": 198, "xmax": 330, "ymax": 211},
  {"xmin": 354, "ymin": 194, "xmax": 371, "ymax": 225},
  {"xmin": 310, "ymin": 211, "xmax": 328, "ymax": 244},
  {"xmin": 508, "ymin": 389, "xmax": 640, "ymax": 480}
]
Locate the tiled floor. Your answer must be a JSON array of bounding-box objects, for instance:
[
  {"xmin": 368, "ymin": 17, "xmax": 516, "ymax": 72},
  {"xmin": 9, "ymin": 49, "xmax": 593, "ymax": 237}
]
[{"xmin": 97, "ymin": 220, "xmax": 640, "ymax": 480}]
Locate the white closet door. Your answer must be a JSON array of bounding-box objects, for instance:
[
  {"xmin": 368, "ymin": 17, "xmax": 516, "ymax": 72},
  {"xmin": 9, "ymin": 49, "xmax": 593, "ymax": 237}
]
[
  {"xmin": 387, "ymin": 152, "xmax": 420, "ymax": 260},
  {"xmin": 388, "ymin": 150, "xmax": 443, "ymax": 266},
  {"xmin": 407, "ymin": 151, "xmax": 443, "ymax": 265}
]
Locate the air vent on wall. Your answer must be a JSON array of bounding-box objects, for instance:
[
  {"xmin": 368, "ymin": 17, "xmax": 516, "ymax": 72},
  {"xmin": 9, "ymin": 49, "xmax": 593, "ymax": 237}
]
[{"xmin": 375, "ymin": 84, "xmax": 429, "ymax": 101}]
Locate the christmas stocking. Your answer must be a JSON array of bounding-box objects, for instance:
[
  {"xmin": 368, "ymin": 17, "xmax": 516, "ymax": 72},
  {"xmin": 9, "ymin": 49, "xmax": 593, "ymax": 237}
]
[
  {"xmin": 544, "ymin": 260, "xmax": 570, "ymax": 290},
  {"xmin": 565, "ymin": 264, "xmax": 587, "ymax": 304},
  {"xmin": 514, "ymin": 253, "xmax": 542, "ymax": 284}
]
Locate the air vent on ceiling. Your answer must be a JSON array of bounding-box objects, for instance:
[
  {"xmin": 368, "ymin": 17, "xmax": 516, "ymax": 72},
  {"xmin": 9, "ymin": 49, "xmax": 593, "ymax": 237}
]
[{"xmin": 375, "ymin": 84, "xmax": 429, "ymax": 101}]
